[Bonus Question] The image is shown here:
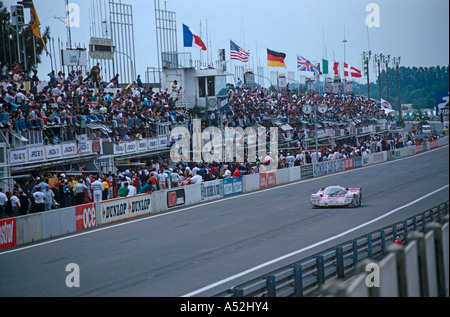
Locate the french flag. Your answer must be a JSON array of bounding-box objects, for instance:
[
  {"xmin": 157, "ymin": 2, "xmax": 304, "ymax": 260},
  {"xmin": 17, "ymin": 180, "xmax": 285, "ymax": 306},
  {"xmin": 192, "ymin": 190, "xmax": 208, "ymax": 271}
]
[{"xmin": 183, "ymin": 24, "xmax": 207, "ymax": 51}]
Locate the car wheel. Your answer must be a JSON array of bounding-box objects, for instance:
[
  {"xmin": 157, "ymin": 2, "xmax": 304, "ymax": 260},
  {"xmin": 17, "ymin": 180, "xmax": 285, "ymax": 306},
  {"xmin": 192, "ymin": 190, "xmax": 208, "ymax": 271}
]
[{"xmin": 352, "ymin": 195, "xmax": 359, "ymax": 208}]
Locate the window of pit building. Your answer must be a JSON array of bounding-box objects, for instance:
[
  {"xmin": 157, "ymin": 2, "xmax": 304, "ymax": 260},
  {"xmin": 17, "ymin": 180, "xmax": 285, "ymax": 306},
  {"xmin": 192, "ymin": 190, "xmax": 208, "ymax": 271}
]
[
  {"xmin": 207, "ymin": 76, "xmax": 215, "ymax": 97},
  {"xmin": 0, "ymin": 145, "xmax": 5, "ymax": 164},
  {"xmin": 198, "ymin": 76, "xmax": 219, "ymax": 98},
  {"xmin": 198, "ymin": 77, "xmax": 206, "ymax": 97},
  {"xmin": 215, "ymin": 76, "xmax": 227, "ymax": 96}
]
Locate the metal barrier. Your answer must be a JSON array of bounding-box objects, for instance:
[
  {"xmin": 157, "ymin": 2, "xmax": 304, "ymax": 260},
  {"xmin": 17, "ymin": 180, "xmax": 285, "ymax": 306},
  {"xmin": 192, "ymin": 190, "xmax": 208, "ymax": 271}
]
[
  {"xmin": 213, "ymin": 201, "xmax": 449, "ymax": 297},
  {"xmin": 321, "ymin": 218, "xmax": 449, "ymax": 297}
]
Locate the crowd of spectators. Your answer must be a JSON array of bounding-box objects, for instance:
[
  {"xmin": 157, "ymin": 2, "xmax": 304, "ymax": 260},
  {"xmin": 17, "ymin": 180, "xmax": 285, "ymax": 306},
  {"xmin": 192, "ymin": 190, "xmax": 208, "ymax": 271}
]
[
  {"xmin": 1, "ymin": 62, "xmax": 187, "ymax": 137},
  {"xmin": 219, "ymin": 85, "xmax": 387, "ymax": 130},
  {"xmin": 0, "ymin": 159, "xmax": 256, "ymax": 217},
  {"xmin": 0, "ymin": 61, "xmax": 444, "ymax": 218},
  {"xmin": 2, "ymin": 61, "xmax": 391, "ymax": 137}
]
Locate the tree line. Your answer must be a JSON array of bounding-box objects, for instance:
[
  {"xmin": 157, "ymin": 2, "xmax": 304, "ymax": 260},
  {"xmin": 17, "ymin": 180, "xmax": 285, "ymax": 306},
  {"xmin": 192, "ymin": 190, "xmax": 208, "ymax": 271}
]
[{"xmin": 358, "ymin": 65, "xmax": 449, "ymax": 110}]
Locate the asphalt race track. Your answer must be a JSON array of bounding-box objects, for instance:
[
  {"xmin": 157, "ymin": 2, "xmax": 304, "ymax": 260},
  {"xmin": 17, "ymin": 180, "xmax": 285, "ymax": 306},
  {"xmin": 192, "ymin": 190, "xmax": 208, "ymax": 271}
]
[{"xmin": 0, "ymin": 146, "xmax": 448, "ymax": 297}]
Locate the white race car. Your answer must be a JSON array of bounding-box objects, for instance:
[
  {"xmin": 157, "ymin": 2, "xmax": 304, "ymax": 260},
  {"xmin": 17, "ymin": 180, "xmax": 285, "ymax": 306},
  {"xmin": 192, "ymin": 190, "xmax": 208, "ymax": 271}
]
[{"xmin": 310, "ymin": 186, "xmax": 362, "ymax": 208}]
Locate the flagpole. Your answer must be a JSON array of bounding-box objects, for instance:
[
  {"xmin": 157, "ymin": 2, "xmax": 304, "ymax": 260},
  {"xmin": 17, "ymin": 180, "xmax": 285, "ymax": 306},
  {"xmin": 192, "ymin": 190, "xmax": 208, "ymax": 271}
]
[
  {"xmin": 343, "ymin": 24, "xmax": 347, "ymax": 92},
  {"xmin": 229, "ymin": 39, "xmax": 233, "ymax": 83},
  {"xmin": 199, "ymin": 20, "xmax": 202, "ymax": 67},
  {"xmin": 33, "ymin": 36, "xmax": 37, "ymax": 66}
]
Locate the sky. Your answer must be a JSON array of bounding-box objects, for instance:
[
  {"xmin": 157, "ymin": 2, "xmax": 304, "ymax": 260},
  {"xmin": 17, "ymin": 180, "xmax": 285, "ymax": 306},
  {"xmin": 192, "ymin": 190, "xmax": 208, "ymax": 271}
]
[{"xmin": 3, "ymin": 0, "xmax": 449, "ymax": 84}]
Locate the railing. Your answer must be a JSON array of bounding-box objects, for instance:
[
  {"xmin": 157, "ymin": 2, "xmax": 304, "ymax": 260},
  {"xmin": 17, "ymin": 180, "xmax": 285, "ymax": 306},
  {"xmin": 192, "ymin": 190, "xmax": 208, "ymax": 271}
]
[{"xmin": 213, "ymin": 201, "xmax": 449, "ymax": 297}]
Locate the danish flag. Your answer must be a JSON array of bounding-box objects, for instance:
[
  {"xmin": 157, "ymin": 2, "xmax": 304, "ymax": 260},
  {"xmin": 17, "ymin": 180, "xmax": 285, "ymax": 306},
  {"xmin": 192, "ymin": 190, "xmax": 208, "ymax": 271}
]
[{"xmin": 344, "ymin": 63, "xmax": 362, "ymax": 78}]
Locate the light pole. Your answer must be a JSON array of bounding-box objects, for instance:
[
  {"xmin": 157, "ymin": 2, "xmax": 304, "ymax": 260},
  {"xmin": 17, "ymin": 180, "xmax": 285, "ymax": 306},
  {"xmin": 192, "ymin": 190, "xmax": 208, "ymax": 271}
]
[
  {"xmin": 343, "ymin": 35, "xmax": 347, "ymax": 92},
  {"xmin": 115, "ymin": 51, "xmax": 135, "ymax": 82},
  {"xmin": 251, "ymin": 72, "xmax": 273, "ymax": 89},
  {"xmin": 286, "ymin": 77, "xmax": 302, "ymax": 96},
  {"xmin": 374, "ymin": 53, "xmax": 383, "ymax": 99},
  {"xmin": 393, "ymin": 56, "xmax": 402, "ymax": 123},
  {"xmin": 382, "ymin": 54, "xmax": 390, "ymax": 102},
  {"xmin": 362, "ymin": 51, "xmax": 372, "ymax": 99}
]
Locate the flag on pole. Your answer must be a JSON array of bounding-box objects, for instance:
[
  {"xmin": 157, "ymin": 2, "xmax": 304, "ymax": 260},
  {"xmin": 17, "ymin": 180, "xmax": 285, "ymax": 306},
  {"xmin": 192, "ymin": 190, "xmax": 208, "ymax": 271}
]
[
  {"xmin": 267, "ymin": 49, "xmax": 286, "ymax": 68},
  {"xmin": 30, "ymin": 2, "xmax": 48, "ymax": 54},
  {"xmin": 230, "ymin": 40, "xmax": 250, "ymax": 62},
  {"xmin": 297, "ymin": 55, "xmax": 319, "ymax": 72},
  {"xmin": 322, "ymin": 59, "xmax": 329, "ymax": 74},
  {"xmin": 381, "ymin": 98, "xmax": 395, "ymax": 114},
  {"xmin": 333, "ymin": 62, "xmax": 339, "ymax": 75},
  {"xmin": 344, "ymin": 63, "xmax": 362, "ymax": 78},
  {"xmin": 183, "ymin": 24, "xmax": 207, "ymax": 51}
]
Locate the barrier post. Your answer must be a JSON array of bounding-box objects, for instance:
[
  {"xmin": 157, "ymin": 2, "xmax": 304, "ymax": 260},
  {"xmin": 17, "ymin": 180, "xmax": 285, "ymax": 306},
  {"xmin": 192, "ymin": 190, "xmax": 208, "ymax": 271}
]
[
  {"xmin": 367, "ymin": 235, "xmax": 373, "ymax": 259},
  {"xmin": 392, "ymin": 226, "xmax": 397, "ymax": 240},
  {"xmin": 403, "ymin": 221, "xmax": 408, "ymax": 240},
  {"xmin": 233, "ymin": 288, "xmax": 244, "ymax": 297},
  {"xmin": 266, "ymin": 275, "xmax": 276, "ymax": 297},
  {"xmin": 336, "ymin": 247, "xmax": 344, "ymax": 278},
  {"xmin": 409, "ymin": 231, "xmax": 429, "ymax": 297},
  {"xmin": 425, "ymin": 222, "xmax": 446, "ymax": 297},
  {"xmin": 293, "ymin": 264, "xmax": 303, "ymax": 297},
  {"xmin": 316, "ymin": 255, "xmax": 325, "ymax": 285},
  {"xmin": 380, "ymin": 230, "xmax": 386, "ymax": 253},
  {"xmin": 387, "ymin": 243, "xmax": 408, "ymax": 297},
  {"xmin": 421, "ymin": 213, "xmax": 427, "ymax": 232},
  {"xmin": 352, "ymin": 240, "xmax": 359, "ymax": 265}
]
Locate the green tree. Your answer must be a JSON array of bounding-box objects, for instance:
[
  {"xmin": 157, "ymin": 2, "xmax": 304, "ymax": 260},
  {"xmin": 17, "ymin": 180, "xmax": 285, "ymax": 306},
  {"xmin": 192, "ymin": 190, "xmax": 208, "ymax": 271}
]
[
  {"xmin": 412, "ymin": 109, "xmax": 429, "ymax": 125},
  {"xmin": 358, "ymin": 65, "xmax": 449, "ymax": 110}
]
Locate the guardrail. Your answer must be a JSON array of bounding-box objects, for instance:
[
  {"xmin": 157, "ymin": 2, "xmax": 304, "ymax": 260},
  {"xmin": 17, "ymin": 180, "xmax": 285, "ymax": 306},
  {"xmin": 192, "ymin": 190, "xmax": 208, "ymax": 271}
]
[
  {"xmin": 213, "ymin": 201, "xmax": 449, "ymax": 297},
  {"xmin": 321, "ymin": 217, "xmax": 449, "ymax": 297}
]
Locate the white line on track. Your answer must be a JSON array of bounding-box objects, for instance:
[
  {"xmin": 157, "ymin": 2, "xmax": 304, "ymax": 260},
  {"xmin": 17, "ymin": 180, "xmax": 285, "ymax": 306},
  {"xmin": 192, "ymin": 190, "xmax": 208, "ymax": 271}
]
[{"xmin": 182, "ymin": 184, "xmax": 449, "ymax": 297}]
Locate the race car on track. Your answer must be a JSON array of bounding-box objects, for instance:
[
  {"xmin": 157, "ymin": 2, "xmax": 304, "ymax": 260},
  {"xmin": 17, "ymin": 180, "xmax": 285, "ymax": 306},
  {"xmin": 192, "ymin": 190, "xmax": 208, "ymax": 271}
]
[{"xmin": 310, "ymin": 186, "xmax": 362, "ymax": 208}]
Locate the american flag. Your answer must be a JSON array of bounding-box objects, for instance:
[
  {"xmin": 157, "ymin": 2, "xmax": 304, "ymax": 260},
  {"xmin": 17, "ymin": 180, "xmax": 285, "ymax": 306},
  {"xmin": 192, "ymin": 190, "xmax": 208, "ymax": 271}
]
[
  {"xmin": 230, "ymin": 40, "xmax": 250, "ymax": 62},
  {"xmin": 297, "ymin": 55, "xmax": 319, "ymax": 72}
]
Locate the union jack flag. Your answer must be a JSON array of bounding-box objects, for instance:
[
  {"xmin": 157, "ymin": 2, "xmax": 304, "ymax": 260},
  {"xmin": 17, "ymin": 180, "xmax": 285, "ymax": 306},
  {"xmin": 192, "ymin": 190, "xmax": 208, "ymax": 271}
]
[{"xmin": 297, "ymin": 55, "xmax": 319, "ymax": 72}]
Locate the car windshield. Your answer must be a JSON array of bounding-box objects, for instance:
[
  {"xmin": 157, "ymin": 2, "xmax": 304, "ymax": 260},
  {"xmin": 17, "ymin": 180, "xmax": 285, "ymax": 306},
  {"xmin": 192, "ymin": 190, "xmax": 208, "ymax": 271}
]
[{"xmin": 324, "ymin": 186, "xmax": 346, "ymax": 195}]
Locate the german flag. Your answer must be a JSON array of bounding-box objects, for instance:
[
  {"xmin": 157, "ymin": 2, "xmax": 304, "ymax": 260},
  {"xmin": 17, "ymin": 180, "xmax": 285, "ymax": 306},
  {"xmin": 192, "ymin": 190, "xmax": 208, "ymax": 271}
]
[{"xmin": 267, "ymin": 49, "xmax": 286, "ymax": 68}]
